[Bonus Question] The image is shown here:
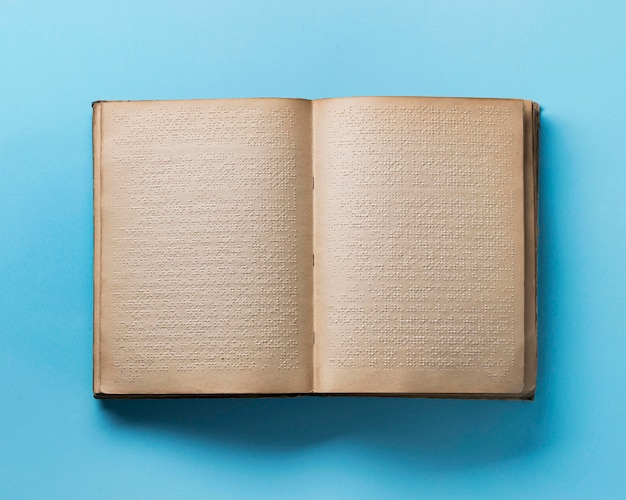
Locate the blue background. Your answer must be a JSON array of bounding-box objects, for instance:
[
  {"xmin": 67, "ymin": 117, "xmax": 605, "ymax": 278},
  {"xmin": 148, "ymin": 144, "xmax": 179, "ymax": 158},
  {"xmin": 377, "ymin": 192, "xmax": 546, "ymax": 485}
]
[{"xmin": 1, "ymin": 1, "xmax": 625, "ymax": 498}]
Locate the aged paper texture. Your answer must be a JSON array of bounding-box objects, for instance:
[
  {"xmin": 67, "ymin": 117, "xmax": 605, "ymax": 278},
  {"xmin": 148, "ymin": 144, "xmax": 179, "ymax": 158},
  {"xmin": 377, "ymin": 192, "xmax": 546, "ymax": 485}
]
[
  {"xmin": 95, "ymin": 99, "xmax": 313, "ymax": 395},
  {"xmin": 94, "ymin": 96, "xmax": 537, "ymax": 398},
  {"xmin": 313, "ymin": 97, "xmax": 526, "ymax": 394}
]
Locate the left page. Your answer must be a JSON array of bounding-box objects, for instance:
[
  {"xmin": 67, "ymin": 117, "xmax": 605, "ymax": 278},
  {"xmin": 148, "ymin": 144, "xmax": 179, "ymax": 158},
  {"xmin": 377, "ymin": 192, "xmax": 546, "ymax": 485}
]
[{"xmin": 94, "ymin": 99, "xmax": 313, "ymax": 396}]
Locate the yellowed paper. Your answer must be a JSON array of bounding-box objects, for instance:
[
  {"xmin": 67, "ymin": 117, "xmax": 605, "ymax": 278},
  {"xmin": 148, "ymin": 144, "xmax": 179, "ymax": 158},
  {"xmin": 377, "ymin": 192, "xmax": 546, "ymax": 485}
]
[
  {"xmin": 313, "ymin": 97, "xmax": 527, "ymax": 395},
  {"xmin": 94, "ymin": 99, "xmax": 313, "ymax": 395},
  {"xmin": 94, "ymin": 96, "xmax": 537, "ymax": 398}
]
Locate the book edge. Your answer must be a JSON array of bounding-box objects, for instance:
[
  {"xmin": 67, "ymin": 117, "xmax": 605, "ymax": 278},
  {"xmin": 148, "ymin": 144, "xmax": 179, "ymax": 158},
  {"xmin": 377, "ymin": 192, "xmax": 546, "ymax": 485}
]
[
  {"xmin": 91, "ymin": 96, "xmax": 531, "ymax": 106},
  {"xmin": 91, "ymin": 98, "xmax": 312, "ymax": 106},
  {"xmin": 93, "ymin": 102, "xmax": 102, "ymax": 396},
  {"xmin": 521, "ymin": 100, "xmax": 540, "ymax": 399},
  {"xmin": 94, "ymin": 392, "xmax": 534, "ymax": 401}
]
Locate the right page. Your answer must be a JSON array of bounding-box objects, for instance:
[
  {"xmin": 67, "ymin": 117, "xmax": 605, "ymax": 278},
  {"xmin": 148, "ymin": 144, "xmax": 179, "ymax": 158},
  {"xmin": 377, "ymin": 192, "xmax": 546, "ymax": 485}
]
[{"xmin": 313, "ymin": 96, "xmax": 530, "ymax": 395}]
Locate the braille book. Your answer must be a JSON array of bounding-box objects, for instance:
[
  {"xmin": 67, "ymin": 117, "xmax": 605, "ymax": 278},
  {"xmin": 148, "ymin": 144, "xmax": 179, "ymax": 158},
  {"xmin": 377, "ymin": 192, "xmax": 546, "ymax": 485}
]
[{"xmin": 93, "ymin": 96, "xmax": 539, "ymax": 399}]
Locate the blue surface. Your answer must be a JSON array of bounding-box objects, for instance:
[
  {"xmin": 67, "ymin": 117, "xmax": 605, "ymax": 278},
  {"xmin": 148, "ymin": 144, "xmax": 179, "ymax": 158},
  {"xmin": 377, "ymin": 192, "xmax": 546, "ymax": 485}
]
[{"xmin": 1, "ymin": 1, "xmax": 625, "ymax": 498}]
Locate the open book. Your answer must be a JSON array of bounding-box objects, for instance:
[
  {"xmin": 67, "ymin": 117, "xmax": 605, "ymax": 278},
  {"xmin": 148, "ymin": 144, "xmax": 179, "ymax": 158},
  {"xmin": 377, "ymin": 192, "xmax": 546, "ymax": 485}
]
[{"xmin": 93, "ymin": 96, "xmax": 539, "ymax": 399}]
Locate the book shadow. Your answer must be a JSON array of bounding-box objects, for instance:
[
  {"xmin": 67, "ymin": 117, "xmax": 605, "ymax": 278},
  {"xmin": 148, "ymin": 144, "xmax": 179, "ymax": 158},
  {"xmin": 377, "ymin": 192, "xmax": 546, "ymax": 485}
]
[
  {"xmin": 101, "ymin": 392, "xmax": 550, "ymax": 468},
  {"xmin": 101, "ymin": 115, "xmax": 558, "ymax": 469}
]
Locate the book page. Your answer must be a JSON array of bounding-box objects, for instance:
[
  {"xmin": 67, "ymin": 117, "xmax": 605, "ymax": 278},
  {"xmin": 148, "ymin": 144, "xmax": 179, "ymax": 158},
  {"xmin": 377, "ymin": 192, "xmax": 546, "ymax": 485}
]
[
  {"xmin": 94, "ymin": 99, "xmax": 313, "ymax": 395},
  {"xmin": 313, "ymin": 97, "xmax": 526, "ymax": 394}
]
